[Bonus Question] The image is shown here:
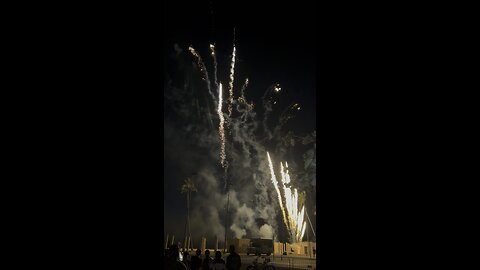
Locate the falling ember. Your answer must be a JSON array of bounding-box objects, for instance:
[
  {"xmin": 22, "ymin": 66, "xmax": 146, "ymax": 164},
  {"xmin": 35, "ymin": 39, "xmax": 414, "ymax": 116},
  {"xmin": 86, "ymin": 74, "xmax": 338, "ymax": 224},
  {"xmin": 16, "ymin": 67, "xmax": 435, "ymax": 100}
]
[
  {"xmin": 218, "ymin": 83, "xmax": 226, "ymax": 167},
  {"xmin": 228, "ymin": 46, "xmax": 236, "ymax": 116}
]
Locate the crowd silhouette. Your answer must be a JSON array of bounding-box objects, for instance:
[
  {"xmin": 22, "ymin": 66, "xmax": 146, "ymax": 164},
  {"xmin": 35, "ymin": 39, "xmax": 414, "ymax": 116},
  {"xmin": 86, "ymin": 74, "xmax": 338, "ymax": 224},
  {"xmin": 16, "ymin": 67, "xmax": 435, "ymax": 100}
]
[{"xmin": 165, "ymin": 244, "xmax": 241, "ymax": 270}]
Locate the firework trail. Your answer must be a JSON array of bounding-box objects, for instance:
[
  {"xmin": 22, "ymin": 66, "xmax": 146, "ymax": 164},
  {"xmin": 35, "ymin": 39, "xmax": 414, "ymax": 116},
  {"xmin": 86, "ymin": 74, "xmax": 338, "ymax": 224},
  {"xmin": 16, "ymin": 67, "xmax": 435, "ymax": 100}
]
[
  {"xmin": 189, "ymin": 46, "xmax": 216, "ymax": 107},
  {"xmin": 209, "ymin": 44, "xmax": 218, "ymax": 89},
  {"xmin": 267, "ymin": 152, "xmax": 289, "ymax": 230},
  {"xmin": 239, "ymin": 78, "xmax": 249, "ymax": 103},
  {"xmin": 218, "ymin": 83, "xmax": 226, "ymax": 168},
  {"xmin": 227, "ymin": 45, "xmax": 236, "ymax": 117}
]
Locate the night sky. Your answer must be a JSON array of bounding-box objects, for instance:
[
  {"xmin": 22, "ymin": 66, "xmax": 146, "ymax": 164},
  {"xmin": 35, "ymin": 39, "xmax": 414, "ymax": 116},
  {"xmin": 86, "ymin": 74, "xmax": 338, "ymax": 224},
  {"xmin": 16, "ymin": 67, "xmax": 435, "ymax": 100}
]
[{"xmin": 164, "ymin": 0, "xmax": 316, "ymax": 246}]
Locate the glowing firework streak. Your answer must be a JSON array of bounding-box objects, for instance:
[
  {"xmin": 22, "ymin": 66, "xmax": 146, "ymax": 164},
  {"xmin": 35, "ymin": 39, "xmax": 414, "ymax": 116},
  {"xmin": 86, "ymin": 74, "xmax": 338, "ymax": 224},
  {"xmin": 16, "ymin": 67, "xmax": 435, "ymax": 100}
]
[
  {"xmin": 293, "ymin": 189, "xmax": 298, "ymax": 233},
  {"xmin": 218, "ymin": 83, "xmax": 226, "ymax": 167},
  {"xmin": 284, "ymin": 163, "xmax": 301, "ymax": 241},
  {"xmin": 280, "ymin": 162, "xmax": 290, "ymax": 232},
  {"xmin": 296, "ymin": 206, "xmax": 305, "ymax": 240},
  {"xmin": 298, "ymin": 206, "xmax": 305, "ymax": 228},
  {"xmin": 267, "ymin": 152, "xmax": 289, "ymax": 229},
  {"xmin": 189, "ymin": 46, "xmax": 216, "ymax": 107},
  {"xmin": 209, "ymin": 44, "xmax": 218, "ymax": 88},
  {"xmin": 227, "ymin": 45, "xmax": 236, "ymax": 116},
  {"xmin": 300, "ymin": 221, "xmax": 307, "ymax": 240}
]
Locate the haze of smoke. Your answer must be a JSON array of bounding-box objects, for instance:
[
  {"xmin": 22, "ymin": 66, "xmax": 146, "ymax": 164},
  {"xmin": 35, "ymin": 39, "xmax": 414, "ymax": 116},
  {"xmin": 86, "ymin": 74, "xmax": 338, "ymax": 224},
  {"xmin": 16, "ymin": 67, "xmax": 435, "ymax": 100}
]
[
  {"xmin": 165, "ymin": 44, "xmax": 315, "ymax": 243},
  {"xmin": 189, "ymin": 168, "xmax": 226, "ymax": 242},
  {"xmin": 174, "ymin": 43, "xmax": 183, "ymax": 55},
  {"xmin": 261, "ymin": 85, "xmax": 275, "ymax": 140},
  {"xmin": 230, "ymin": 203, "xmax": 258, "ymax": 239},
  {"xmin": 259, "ymin": 224, "xmax": 274, "ymax": 239}
]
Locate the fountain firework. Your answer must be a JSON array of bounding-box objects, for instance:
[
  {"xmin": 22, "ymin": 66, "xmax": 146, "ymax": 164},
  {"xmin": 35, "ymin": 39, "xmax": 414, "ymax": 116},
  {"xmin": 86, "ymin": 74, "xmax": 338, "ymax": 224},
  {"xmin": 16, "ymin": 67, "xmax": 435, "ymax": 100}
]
[{"xmin": 267, "ymin": 152, "xmax": 307, "ymax": 243}]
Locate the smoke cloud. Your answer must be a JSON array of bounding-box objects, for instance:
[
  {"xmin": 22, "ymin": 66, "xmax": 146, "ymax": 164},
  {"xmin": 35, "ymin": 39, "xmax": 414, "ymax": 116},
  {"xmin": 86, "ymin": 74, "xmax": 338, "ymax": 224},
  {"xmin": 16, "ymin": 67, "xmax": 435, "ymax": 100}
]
[
  {"xmin": 259, "ymin": 224, "xmax": 274, "ymax": 239},
  {"xmin": 164, "ymin": 43, "xmax": 315, "ymax": 245}
]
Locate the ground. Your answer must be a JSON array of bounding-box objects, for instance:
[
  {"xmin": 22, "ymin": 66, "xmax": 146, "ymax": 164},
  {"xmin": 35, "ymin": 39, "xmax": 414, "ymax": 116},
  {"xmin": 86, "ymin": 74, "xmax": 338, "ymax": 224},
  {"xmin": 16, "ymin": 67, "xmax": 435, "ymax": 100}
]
[{"xmin": 238, "ymin": 254, "xmax": 316, "ymax": 270}]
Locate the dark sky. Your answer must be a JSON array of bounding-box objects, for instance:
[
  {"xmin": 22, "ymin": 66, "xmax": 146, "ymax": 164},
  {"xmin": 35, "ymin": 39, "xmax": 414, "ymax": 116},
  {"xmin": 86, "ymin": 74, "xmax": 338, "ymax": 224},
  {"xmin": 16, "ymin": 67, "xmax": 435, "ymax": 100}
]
[
  {"xmin": 164, "ymin": 0, "xmax": 316, "ymax": 246},
  {"xmin": 164, "ymin": 0, "xmax": 316, "ymax": 118}
]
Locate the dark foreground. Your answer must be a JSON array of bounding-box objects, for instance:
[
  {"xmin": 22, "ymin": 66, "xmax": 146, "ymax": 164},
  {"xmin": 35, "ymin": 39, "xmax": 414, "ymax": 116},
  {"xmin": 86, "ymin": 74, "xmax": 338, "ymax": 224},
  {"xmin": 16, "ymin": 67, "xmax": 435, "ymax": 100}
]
[{"xmin": 239, "ymin": 254, "xmax": 316, "ymax": 270}]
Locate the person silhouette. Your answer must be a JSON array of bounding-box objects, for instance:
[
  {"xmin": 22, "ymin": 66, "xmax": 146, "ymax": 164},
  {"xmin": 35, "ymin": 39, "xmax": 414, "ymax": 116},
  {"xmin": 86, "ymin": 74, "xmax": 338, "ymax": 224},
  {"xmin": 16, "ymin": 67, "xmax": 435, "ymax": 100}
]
[
  {"xmin": 190, "ymin": 249, "xmax": 202, "ymax": 270},
  {"xmin": 211, "ymin": 251, "xmax": 226, "ymax": 270},
  {"xmin": 226, "ymin": 245, "xmax": 241, "ymax": 270},
  {"xmin": 164, "ymin": 245, "xmax": 187, "ymax": 270},
  {"xmin": 202, "ymin": 250, "xmax": 213, "ymax": 270}
]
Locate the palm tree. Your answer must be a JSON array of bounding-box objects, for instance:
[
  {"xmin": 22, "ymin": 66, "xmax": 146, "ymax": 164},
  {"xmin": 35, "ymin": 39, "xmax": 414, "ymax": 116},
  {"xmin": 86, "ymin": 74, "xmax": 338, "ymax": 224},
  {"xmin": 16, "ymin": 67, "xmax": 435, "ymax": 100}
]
[{"xmin": 181, "ymin": 177, "xmax": 197, "ymax": 250}]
